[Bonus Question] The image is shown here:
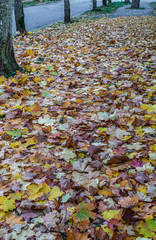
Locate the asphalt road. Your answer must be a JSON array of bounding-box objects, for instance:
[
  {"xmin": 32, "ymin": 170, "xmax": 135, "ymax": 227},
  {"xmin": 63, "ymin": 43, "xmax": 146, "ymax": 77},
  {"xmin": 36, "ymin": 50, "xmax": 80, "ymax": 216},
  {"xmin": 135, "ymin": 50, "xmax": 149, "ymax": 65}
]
[{"xmin": 12, "ymin": 0, "xmax": 102, "ymax": 34}]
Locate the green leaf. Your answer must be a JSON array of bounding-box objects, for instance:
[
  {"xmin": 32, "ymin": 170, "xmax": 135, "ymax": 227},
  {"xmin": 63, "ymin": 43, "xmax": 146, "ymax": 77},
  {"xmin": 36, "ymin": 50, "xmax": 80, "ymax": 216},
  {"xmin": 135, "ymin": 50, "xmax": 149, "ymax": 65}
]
[
  {"xmin": 70, "ymin": 158, "xmax": 77, "ymax": 164},
  {"xmin": 52, "ymin": 71, "xmax": 57, "ymax": 75},
  {"xmin": 46, "ymin": 66, "xmax": 53, "ymax": 70},
  {"xmin": 73, "ymin": 202, "xmax": 96, "ymax": 222},
  {"xmin": 42, "ymin": 91, "xmax": 50, "ymax": 97},
  {"xmin": 7, "ymin": 129, "xmax": 23, "ymax": 139},
  {"xmin": 98, "ymin": 127, "xmax": 107, "ymax": 133},
  {"xmin": 0, "ymin": 113, "xmax": 5, "ymax": 119},
  {"xmin": 137, "ymin": 218, "xmax": 156, "ymax": 238}
]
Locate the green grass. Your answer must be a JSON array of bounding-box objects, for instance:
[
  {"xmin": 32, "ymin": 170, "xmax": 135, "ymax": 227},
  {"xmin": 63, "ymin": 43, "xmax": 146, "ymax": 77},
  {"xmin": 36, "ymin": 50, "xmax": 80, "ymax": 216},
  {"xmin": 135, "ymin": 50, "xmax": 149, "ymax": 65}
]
[
  {"xmin": 23, "ymin": 0, "xmax": 60, "ymax": 7},
  {"xmin": 82, "ymin": 1, "xmax": 131, "ymax": 16},
  {"xmin": 150, "ymin": 2, "xmax": 156, "ymax": 11},
  {"xmin": 126, "ymin": 7, "xmax": 145, "ymax": 9}
]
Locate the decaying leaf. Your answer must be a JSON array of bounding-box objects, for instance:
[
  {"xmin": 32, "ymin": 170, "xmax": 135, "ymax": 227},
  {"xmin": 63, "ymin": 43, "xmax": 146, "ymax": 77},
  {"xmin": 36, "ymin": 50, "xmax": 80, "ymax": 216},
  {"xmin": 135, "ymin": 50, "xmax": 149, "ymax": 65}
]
[{"xmin": 0, "ymin": 10, "xmax": 155, "ymax": 240}]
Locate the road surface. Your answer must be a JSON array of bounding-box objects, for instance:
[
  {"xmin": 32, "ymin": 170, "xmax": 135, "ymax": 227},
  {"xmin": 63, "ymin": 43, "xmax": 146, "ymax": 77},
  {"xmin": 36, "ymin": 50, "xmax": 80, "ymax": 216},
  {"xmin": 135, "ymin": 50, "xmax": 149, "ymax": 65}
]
[{"xmin": 12, "ymin": 0, "xmax": 102, "ymax": 34}]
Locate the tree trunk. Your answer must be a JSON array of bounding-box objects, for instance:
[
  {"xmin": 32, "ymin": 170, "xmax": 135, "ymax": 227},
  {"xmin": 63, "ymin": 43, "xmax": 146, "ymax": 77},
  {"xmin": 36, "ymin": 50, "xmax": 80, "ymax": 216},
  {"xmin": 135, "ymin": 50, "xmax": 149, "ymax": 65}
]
[
  {"xmin": 131, "ymin": 0, "xmax": 140, "ymax": 8},
  {"xmin": 108, "ymin": 0, "xmax": 111, "ymax": 4},
  {"xmin": 102, "ymin": 0, "xmax": 107, "ymax": 6},
  {"xmin": 0, "ymin": 0, "xmax": 22, "ymax": 76},
  {"xmin": 64, "ymin": 0, "xmax": 70, "ymax": 23},
  {"xmin": 93, "ymin": 0, "xmax": 97, "ymax": 10},
  {"xmin": 14, "ymin": 0, "xmax": 26, "ymax": 33}
]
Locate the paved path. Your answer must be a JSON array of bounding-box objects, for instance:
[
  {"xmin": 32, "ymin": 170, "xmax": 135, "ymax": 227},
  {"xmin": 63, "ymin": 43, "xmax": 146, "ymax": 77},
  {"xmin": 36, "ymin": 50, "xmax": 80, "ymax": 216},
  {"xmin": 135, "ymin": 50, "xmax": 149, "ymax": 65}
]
[
  {"xmin": 86, "ymin": 0, "xmax": 155, "ymax": 18},
  {"xmin": 12, "ymin": 0, "xmax": 102, "ymax": 34}
]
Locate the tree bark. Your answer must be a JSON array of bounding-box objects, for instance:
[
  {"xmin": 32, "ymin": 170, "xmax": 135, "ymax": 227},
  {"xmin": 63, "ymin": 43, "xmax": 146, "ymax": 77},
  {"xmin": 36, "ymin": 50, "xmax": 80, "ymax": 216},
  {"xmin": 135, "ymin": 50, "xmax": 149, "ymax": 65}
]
[
  {"xmin": 14, "ymin": 0, "xmax": 26, "ymax": 33},
  {"xmin": 131, "ymin": 0, "xmax": 140, "ymax": 8},
  {"xmin": 93, "ymin": 0, "xmax": 97, "ymax": 10},
  {"xmin": 0, "ymin": 0, "xmax": 22, "ymax": 76},
  {"xmin": 64, "ymin": 0, "xmax": 70, "ymax": 23},
  {"xmin": 102, "ymin": 0, "xmax": 107, "ymax": 6}
]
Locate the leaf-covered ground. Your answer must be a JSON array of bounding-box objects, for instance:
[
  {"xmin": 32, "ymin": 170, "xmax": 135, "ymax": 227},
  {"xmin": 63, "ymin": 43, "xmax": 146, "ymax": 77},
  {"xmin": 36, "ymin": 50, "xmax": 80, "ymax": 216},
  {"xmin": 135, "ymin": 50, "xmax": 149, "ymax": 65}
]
[{"xmin": 0, "ymin": 16, "xmax": 156, "ymax": 240}]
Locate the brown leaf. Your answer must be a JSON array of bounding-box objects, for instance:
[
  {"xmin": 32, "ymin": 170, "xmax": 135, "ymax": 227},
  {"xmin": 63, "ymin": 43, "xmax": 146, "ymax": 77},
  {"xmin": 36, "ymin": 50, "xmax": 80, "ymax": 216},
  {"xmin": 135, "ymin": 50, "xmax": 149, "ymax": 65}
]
[
  {"xmin": 119, "ymin": 196, "xmax": 139, "ymax": 208},
  {"xmin": 95, "ymin": 227, "xmax": 107, "ymax": 240},
  {"xmin": 106, "ymin": 155, "xmax": 129, "ymax": 165},
  {"xmin": 67, "ymin": 228, "xmax": 89, "ymax": 240},
  {"xmin": 88, "ymin": 144, "xmax": 101, "ymax": 157}
]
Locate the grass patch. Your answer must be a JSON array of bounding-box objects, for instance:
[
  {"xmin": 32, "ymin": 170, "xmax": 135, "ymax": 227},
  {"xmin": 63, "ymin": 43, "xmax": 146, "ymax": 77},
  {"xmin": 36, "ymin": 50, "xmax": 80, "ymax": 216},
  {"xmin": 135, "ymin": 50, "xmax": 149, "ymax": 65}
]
[
  {"xmin": 126, "ymin": 7, "xmax": 145, "ymax": 9},
  {"xmin": 23, "ymin": 0, "xmax": 60, "ymax": 7},
  {"xmin": 150, "ymin": 2, "xmax": 156, "ymax": 11},
  {"xmin": 82, "ymin": 1, "xmax": 131, "ymax": 16}
]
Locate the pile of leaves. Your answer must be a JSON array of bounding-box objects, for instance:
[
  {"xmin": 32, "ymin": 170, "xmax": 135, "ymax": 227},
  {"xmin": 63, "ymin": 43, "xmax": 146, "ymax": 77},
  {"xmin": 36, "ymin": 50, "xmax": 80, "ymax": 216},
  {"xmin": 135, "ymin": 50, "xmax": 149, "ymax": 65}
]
[{"xmin": 0, "ymin": 16, "xmax": 156, "ymax": 240}]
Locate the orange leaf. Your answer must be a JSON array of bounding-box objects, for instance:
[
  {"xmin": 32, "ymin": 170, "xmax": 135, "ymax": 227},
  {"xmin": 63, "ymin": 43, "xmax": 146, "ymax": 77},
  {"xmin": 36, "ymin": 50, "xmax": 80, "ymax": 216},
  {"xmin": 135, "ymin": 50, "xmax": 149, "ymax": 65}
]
[
  {"xmin": 61, "ymin": 100, "xmax": 71, "ymax": 108},
  {"xmin": 5, "ymin": 214, "xmax": 24, "ymax": 226}
]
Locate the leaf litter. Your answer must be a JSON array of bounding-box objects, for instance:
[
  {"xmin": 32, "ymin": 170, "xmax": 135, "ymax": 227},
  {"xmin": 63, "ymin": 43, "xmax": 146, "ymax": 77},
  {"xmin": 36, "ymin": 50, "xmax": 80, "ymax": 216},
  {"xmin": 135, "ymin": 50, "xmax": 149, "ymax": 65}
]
[{"xmin": 0, "ymin": 16, "xmax": 156, "ymax": 239}]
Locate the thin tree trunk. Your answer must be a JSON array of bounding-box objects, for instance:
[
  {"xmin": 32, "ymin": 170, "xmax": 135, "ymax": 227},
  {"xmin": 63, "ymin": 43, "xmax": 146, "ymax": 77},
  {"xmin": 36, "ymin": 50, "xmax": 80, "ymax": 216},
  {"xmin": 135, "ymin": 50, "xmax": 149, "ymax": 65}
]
[
  {"xmin": 93, "ymin": 0, "xmax": 97, "ymax": 10},
  {"xmin": 108, "ymin": 0, "xmax": 111, "ymax": 4},
  {"xmin": 131, "ymin": 0, "xmax": 140, "ymax": 8},
  {"xmin": 102, "ymin": 0, "xmax": 107, "ymax": 6},
  {"xmin": 64, "ymin": 0, "xmax": 70, "ymax": 23},
  {"xmin": 0, "ymin": 0, "xmax": 22, "ymax": 76},
  {"xmin": 14, "ymin": 0, "xmax": 26, "ymax": 33}
]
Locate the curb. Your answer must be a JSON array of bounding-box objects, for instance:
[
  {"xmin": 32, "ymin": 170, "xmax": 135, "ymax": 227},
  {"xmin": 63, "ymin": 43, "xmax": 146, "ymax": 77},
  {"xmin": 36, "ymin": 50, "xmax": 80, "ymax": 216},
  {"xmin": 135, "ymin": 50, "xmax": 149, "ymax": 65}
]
[{"xmin": 23, "ymin": 0, "xmax": 62, "ymax": 8}]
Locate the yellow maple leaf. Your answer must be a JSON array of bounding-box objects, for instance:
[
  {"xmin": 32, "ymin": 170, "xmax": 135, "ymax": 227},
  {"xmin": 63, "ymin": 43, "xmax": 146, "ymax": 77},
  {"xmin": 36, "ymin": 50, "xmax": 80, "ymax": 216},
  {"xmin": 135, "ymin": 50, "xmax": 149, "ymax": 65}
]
[
  {"xmin": 10, "ymin": 141, "xmax": 21, "ymax": 149},
  {"xmin": 102, "ymin": 210, "xmax": 120, "ymax": 220},
  {"xmin": 150, "ymin": 144, "xmax": 156, "ymax": 151},
  {"xmin": 27, "ymin": 183, "xmax": 51, "ymax": 200},
  {"xmin": 144, "ymin": 114, "xmax": 156, "ymax": 121},
  {"xmin": 76, "ymin": 99, "xmax": 83, "ymax": 103},
  {"xmin": 25, "ymin": 49, "xmax": 35, "ymax": 57},
  {"xmin": 32, "ymin": 67, "xmax": 36, "ymax": 72},
  {"xmin": 122, "ymin": 135, "xmax": 132, "ymax": 141},
  {"xmin": 7, "ymin": 192, "xmax": 21, "ymax": 201},
  {"xmin": 0, "ymin": 196, "xmax": 15, "ymax": 212},
  {"xmin": 25, "ymin": 138, "xmax": 37, "ymax": 147},
  {"xmin": 139, "ymin": 186, "xmax": 146, "ymax": 194},
  {"xmin": 0, "ymin": 76, "xmax": 6, "ymax": 83},
  {"xmin": 48, "ymin": 186, "xmax": 63, "ymax": 201},
  {"xmin": 101, "ymin": 225, "xmax": 114, "ymax": 237},
  {"xmin": 141, "ymin": 104, "xmax": 156, "ymax": 113},
  {"xmin": 0, "ymin": 211, "xmax": 6, "ymax": 221},
  {"xmin": 34, "ymin": 77, "xmax": 41, "ymax": 83},
  {"xmin": 19, "ymin": 75, "xmax": 28, "ymax": 83}
]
